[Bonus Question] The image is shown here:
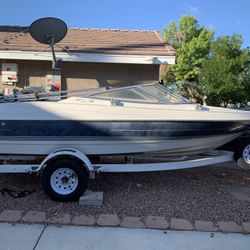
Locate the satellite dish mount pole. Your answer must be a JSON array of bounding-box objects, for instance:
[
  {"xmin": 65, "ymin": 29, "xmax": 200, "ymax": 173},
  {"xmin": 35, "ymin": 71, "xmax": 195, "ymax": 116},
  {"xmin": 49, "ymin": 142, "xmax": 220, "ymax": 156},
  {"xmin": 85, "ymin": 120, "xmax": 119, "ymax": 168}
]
[
  {"xmin": 29, "ymin": 17, "xmax": 67, "ymax": 89},
  {"xmin": 47, "ymin": 34, "xmax": 58, "ymax": 69}
]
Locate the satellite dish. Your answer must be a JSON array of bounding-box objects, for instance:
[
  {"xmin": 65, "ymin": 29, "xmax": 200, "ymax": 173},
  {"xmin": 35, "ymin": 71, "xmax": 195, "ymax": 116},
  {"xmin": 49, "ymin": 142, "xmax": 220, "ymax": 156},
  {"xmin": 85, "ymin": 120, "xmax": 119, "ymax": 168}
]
[
  {"xmin": 29, "ymin": 17, "xmax": 67, "ymax": 69},
  {"xmin": 30, "ymin": 17, "xmax": 67, "ymax": 44}
]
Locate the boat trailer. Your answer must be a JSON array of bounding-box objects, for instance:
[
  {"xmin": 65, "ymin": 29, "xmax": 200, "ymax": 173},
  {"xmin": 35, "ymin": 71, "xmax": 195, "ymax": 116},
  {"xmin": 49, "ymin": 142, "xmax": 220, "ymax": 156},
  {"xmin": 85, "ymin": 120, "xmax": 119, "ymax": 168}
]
[
  {"xmin": 0, "ymin": 149, "xmax": 235, "ymax": 174},
  {"xmin": 0, "ymin": 148, "xmax": 246, "ymax": 201}
]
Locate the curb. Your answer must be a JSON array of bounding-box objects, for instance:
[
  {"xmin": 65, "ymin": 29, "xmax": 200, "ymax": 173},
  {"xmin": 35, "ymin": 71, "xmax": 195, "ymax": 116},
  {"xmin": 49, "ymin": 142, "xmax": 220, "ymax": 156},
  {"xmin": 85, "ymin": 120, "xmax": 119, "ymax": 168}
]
[{"xmin": 0, "ymin": 209, "xmax": 249, "ymax": 234}]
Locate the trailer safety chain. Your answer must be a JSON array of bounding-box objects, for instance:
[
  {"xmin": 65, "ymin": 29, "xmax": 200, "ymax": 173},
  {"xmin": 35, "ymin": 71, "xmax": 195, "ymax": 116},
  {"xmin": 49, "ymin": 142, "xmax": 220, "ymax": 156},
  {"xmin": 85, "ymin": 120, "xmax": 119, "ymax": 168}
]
[{"xmin": 1, "ymin": 188, "xmax": 35, "ymax": 198}]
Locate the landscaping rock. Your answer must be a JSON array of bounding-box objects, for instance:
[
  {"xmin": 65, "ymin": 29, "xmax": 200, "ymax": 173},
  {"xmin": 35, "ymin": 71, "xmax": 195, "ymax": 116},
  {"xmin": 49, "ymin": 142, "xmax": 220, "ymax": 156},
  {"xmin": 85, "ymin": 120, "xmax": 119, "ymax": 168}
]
[
  {"xmin": 79, "ymin": 190, "xmax": 103, "ymax": 206},
  {"xmin": 72, "ymin": 214, "xmax": 95, "ymax": 226},
  {"xmin": 47, "ymin": 213, "xmax": 71, "ymax": 225},
  {"xmin": 121, "ymin": 217, "xmax": 144, "ymax": 228},
  {"xmin": 0, "ymin": 210, "xmax": 21, "ymax": 222},
  {"xmin": 22, "ymin": 211, "xmax": 46, "ymax": 223},
  {"xmin": 145, "ymin": 216, "xmax": 169, "ymax": 229},
  {"xmin": 170, "ymin": 218, "xmax": 193, "ymax": 231},
  {"xmin": 242, "ymin": 222, "xmax": 250, "ymax": 233},
  {"xmin": 194, "ymin": 220, "xmax": 218, "ymax": 232},
  {"xmin": 218, "ymin": 221, "xmax": 242, "ymax": 233},
  {"xmin": 97, "ymin": 214, "xmax": 120, "ymax": 227}
]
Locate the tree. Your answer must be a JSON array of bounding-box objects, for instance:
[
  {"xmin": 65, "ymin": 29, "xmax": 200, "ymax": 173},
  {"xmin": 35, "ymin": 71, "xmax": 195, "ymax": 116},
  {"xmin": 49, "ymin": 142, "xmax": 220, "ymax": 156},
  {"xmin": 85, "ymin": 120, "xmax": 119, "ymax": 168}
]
[
  {"xmin": 163, "ymin": 16, "xmax": 214, "ymax": 102},
  {"xmin": 199, "ymin": 34, "xmax": 250, "ymax": 107}
]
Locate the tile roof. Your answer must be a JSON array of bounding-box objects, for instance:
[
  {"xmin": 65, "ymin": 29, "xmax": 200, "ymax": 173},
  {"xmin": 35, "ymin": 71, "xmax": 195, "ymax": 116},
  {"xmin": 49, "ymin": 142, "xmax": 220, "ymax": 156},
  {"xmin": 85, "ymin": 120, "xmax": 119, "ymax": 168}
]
[{"xmin": 0, "ymin": 26, "xmax": 175, "ymax": 56}]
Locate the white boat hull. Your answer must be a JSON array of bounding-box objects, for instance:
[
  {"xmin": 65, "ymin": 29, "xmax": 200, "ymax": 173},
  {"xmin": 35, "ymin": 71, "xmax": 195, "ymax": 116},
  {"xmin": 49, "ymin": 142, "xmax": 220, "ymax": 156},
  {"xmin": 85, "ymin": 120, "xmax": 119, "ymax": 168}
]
[
  {"xmin": 1, "ymin": 84, "xmax": 250, "ymax": 156},
  {"xmin": 0, "ymin": 133, "xmax": 241, "ymax": 156}
]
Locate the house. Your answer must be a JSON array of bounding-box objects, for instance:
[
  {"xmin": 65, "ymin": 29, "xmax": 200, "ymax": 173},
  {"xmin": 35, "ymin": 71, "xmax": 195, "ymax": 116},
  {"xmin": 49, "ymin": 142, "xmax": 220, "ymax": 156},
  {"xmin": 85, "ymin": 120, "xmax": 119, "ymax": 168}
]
[{"xmin": 0, "ymin": 26, "xmax": 175, "ymax": 92}]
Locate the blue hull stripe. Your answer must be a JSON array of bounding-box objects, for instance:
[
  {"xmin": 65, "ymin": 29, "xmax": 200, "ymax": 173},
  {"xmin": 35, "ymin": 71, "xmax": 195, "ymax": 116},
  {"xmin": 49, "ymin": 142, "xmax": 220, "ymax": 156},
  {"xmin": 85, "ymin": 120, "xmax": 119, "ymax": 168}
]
[{"xmin": 0, "ymin": 120, "xmax": 246, "ymax": 138}]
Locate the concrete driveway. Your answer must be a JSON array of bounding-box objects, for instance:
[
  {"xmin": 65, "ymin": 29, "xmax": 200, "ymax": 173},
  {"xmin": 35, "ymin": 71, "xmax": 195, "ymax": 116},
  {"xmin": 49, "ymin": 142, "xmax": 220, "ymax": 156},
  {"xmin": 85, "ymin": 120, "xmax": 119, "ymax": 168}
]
[{"xmin": 0, "ymin": 223, "xmax": 250, "ymax": 250}]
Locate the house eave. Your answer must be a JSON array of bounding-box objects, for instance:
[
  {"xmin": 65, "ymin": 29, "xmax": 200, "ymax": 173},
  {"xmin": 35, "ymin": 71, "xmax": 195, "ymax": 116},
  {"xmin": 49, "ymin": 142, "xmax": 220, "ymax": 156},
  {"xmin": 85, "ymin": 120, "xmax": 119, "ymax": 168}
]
[{"xmin": 0, "ymin": 50, "xmax": 175, "ymax": 65}]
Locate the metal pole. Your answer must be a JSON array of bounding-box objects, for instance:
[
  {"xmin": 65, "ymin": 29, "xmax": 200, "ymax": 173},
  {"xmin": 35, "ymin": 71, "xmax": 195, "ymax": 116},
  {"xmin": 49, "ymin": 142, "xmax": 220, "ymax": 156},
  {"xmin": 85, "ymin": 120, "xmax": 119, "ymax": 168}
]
[{"xmin": 47, "ymin": 35, "xmax": 58, "ymax": 69}]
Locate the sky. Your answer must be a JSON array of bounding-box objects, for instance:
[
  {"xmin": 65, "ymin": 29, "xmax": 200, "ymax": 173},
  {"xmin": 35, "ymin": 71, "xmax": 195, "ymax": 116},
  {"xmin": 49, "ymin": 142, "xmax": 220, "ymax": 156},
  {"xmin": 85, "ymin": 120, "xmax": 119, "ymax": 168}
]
[{"xmin": 0, "ymin": 0, "xmax": 249, "ymax": 48}]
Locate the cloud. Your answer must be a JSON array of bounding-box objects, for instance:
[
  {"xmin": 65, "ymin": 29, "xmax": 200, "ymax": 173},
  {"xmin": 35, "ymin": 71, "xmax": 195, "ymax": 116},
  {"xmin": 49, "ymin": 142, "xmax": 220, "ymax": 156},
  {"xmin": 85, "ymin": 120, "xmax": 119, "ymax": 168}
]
[{"xmin": 188, "ymin": 5, "xmax": 199, "ymax": 15}]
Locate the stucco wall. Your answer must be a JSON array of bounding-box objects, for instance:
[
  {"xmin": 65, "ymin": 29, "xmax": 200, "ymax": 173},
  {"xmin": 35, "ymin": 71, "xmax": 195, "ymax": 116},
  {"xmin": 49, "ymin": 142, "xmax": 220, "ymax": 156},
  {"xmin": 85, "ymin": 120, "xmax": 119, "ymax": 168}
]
[
  {"xmin": 62, "ymin": 62, "xmax": 160, "ymax": 90},
  {"xmin": 0, "ymin": 59, "xmax": 160, "ymax": 92},
  {"xmin": 0, "ymin": 60, "xmax": 51, "ymax": 90}
]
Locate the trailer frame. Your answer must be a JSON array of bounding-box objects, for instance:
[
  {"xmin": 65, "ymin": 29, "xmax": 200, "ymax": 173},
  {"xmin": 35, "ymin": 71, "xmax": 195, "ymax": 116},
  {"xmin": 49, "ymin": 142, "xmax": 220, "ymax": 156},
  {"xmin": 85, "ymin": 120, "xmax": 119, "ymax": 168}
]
[{"xmin": 0, "ymin": 148, "xmax": 234, "ymax": 175}]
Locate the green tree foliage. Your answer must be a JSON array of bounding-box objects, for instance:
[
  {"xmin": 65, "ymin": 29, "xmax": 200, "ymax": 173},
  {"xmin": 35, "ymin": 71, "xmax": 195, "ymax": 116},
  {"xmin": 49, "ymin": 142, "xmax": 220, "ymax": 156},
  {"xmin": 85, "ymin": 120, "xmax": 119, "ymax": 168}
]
[
  {"xmin": 163, "ymin": 16, "xmax": 214, "ymax": 102},
  {"xmin": 199, "ymin": 34, "xmax": 250, "ymax": 107}
]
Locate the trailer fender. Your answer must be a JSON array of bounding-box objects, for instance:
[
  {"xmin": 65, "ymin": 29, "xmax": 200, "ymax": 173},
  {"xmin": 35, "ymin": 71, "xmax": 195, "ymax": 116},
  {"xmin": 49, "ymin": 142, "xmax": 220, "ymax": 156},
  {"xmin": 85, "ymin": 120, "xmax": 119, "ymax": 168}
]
[{"xmin": 37, "ymin": 148, "xmax": 95, "ymax": 178}]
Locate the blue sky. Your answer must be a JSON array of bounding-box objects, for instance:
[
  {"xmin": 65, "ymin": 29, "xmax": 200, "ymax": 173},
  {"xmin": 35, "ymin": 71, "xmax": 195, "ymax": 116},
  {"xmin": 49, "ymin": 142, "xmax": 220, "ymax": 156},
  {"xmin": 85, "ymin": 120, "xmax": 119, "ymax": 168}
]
[{"xmin": 0, "ymin": 0, "xmax": 249, "ymax": 48}]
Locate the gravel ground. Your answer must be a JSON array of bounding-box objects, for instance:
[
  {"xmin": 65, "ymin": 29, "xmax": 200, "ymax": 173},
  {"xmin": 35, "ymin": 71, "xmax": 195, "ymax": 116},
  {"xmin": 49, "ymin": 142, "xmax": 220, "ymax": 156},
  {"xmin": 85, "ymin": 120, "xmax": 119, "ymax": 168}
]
[{"xmin": 0, "ymin": 162, "xmax": 250, "ymax": 224}]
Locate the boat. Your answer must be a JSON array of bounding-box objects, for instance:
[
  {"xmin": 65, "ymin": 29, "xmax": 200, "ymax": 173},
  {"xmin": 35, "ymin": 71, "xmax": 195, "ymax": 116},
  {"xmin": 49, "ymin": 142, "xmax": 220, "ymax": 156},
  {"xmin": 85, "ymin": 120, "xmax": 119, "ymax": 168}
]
[{"xmin": 0, "ymin": 83, "xmax": 249, "ymax": 156}]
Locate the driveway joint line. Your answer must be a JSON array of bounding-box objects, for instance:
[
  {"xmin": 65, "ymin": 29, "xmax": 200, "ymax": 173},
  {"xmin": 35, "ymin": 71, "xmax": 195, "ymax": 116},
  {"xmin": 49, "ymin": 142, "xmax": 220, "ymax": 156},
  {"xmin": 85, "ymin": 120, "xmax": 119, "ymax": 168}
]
[{"xmin": 33, "ymin": 224, "xmax": 47, "ymax": 250}]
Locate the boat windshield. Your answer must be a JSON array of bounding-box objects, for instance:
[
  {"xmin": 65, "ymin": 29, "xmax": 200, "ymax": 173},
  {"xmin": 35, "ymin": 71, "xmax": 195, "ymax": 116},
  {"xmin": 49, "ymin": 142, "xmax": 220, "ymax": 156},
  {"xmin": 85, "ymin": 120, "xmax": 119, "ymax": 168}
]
[
  {"xmin": 142, "ymin": 84, "xmax": 191, "ymax": 104},
  {"xmin": 89, "ymin": 83, "xmax": 191, "ymax": 104},
  {"xmin": 89, "ymin": 87, "xmax": 159, "ymax": 103}
]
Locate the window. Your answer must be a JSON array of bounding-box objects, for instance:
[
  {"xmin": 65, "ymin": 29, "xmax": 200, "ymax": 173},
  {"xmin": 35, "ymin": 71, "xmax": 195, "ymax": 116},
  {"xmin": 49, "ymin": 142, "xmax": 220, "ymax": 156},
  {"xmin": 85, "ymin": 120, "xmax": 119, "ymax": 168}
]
[
  {"xmin": 91, "ymin": 88, "xmax": 159, "ymax": 102},
  {"xmin": 143, "ymin": 84, "xmax": 191, "ymax": 104}
]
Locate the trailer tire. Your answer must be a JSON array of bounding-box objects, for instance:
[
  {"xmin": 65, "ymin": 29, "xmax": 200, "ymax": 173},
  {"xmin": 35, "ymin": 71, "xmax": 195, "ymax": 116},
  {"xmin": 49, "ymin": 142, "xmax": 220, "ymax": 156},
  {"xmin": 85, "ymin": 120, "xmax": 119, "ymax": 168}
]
[
  {"xmin": 234, "ymin": 139, "xmax": 250, "ymax": 169},
  {"xmin": 41, "ymin": 158, "xmax": 89, "ymax": 201}
]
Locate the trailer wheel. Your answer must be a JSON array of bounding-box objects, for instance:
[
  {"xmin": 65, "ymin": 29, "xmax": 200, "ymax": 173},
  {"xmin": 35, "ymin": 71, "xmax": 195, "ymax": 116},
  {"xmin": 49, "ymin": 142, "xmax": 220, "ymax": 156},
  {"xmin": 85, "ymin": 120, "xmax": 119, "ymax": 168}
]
[
  {"xmin": 234, "ymin": 139, "xmax": 250, "ymax": 169},
  {"xmin": 41, "ymin": 158, "xmax": 89, "ymax": 201}
]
